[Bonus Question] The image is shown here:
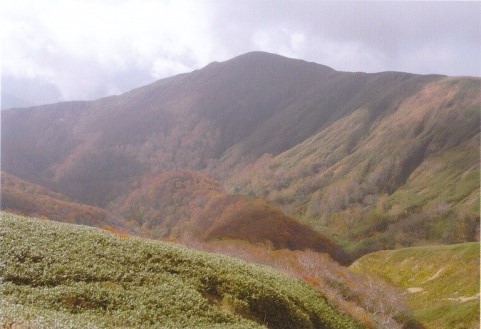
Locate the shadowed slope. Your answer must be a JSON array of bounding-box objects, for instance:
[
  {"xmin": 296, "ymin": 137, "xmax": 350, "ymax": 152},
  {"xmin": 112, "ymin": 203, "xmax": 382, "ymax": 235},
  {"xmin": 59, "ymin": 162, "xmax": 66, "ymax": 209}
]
[
  {"xmin": 1, "ymin": 171, "xmax": 113, "ymax": 227},
  {"xmin": 1, "ymin": 52, "xmax": 442, "ymax": 207}
]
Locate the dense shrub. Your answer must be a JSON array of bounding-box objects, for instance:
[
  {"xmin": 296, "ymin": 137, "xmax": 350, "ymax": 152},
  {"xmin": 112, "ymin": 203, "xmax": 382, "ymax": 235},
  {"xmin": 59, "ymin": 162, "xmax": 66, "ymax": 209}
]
[{"xmin": 0, "ymin": 213, "xmax": 363, "ymax": 329}]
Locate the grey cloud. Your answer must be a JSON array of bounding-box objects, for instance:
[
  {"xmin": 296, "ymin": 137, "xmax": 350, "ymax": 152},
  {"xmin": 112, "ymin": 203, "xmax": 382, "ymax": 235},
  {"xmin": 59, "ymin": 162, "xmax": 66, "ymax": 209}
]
[
  {"xmin": 1, "ymin": 75, "xmax": 62, "ymax": 109},
  {"xmin": 2, "ymin": 1, "xmax": 480, "ymax": 108},
  {"xmin": 211, "ymin": 1, "xmax": 480, "ymax": 75}
]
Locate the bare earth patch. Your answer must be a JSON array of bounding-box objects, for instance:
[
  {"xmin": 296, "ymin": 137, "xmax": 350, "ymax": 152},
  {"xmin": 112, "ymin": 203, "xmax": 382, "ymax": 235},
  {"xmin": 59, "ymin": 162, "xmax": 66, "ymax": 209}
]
[
  {"xmin": 446, "ymin": 294, "xmax": 480, "ymax": 303},
  {"xmin": 407, "ymin": 287, "xmax": 424, "ymax": 294}
]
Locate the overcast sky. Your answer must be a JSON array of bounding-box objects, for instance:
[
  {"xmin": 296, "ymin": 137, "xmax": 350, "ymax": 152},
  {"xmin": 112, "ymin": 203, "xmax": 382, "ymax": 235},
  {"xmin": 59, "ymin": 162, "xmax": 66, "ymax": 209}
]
[{"xmin": 1, "ymin": 0, "xmax": 480, "ymax": 108}]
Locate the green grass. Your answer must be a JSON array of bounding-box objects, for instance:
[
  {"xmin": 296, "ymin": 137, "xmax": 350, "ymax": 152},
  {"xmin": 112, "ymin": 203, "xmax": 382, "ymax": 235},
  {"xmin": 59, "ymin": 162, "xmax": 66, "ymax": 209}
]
[
  {"xmin": 349, "ymin": 243, "xmax": 480, "ymax": 329},
  {"xmin": 226, "ymin": 78, "xmax": 480, "ymax": 257},
  {"xmin": 0, "ymin": 212, "xmax": 364, "ymax": 329},
  {"xmin": 386, "ymin": 138, "xmax": 480, "ymax": 213}
]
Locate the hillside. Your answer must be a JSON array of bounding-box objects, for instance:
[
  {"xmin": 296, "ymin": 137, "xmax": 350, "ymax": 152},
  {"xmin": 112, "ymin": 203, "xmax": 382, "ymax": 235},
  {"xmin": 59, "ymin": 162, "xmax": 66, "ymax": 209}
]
[
  {"xmin": 111, "ymin": 170, "xmax": 348, "ymax": 263},
  {"xmin": 225, "ymin": 76, "xmax": 480, "ymax": 256},
  {"xmin": 350, "ymin": 243, "xmax": 480, "ymax": 329},
  {"xmin": 0, "ymin": 212, "xmax": 363, "ymax": 329},
  {"xmin": 1, "ymin": 52, "xmax": 442, "ymax": 207},
  {"xmin": 1, "ymin": 171, "xmax": 114, "ymax": 227},
  {"xmin": 1, "ymin": 51, "xmax": 479, "ymax": 257}
]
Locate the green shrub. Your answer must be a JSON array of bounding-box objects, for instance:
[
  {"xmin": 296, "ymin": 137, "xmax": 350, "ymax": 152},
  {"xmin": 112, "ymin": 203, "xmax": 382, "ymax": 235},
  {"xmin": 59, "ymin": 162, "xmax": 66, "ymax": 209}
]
[{"xmin": 0, "ymin": 212, "xmax": 364, "ymax": 329}]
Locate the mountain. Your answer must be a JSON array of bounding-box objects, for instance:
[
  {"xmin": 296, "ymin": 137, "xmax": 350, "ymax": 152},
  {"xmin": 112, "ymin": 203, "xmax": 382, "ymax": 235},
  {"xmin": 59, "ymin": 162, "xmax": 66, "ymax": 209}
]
[
  {"xmin": 225, "ymin": 76, "xmax": 480, "ymax": 256},
  {"xmin": 1, "ymin": 212, "xmax": 364, "ymax": 329},
  {"xmin": 350, "ymin": 242, "xmax": 480, "ymax": 329},
  {"xmin": 2, "ymin": 52, "xmax": 339, "ymax": 206},
  {"xmin": 1, "ymin": 51, "xmax": 479, "ymax": 258},
  {"xmin": 1, "ymin": 51, "xmax": 442, "ymax": 207}
]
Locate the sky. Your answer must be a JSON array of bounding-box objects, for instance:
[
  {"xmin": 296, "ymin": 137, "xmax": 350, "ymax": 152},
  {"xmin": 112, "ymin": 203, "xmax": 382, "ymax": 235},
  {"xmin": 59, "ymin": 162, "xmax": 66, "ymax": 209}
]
[{"xmin": 1, "ymin": 0, "xmax": 480, "ymax": 108}]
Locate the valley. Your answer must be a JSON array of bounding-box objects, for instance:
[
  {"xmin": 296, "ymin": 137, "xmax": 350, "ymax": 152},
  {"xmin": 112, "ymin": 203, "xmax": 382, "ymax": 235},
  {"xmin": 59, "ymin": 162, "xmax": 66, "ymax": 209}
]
[
  {"xmin": 350, "ymin": 242, "xmax": 480, "ymax": 329},
  {"xmin": 1, "ymin": 51, "xmax": 479, "ymax": 328}
]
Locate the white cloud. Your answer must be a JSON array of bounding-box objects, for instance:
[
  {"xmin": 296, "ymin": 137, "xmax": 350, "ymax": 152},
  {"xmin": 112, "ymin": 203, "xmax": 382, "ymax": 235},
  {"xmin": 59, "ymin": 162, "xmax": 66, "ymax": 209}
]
[
  {"xmin": 1, "ymin": 0, "xmax": 216, "ymax": 101},
  {"xmin": 289, "ymin": 32, "xmax": 306, "ymax": 53},
  {"xmin": 151, "ymin": 58, "xmax": 192, "ymax": 79},
  {"xmin": 1, "ymin": 0, "xmax": 480, "ymax": 108},
  {"xmin": 251, "ymin": 28, "xmax": 306, "ymax": 59}
]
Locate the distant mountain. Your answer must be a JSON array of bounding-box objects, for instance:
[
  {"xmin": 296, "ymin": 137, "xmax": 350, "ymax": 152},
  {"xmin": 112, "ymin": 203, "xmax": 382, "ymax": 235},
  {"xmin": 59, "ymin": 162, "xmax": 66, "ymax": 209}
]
[
  {"xmin": 2, "ymin": 51, "xmax": 479, "ymax": 258},
  {"xmin": 1, "ymin": 51, "xmax": 441, "ymax": 206},
  {"xmin": 1, "ymin": 75, "xmax": 63, "ymax": 109}
]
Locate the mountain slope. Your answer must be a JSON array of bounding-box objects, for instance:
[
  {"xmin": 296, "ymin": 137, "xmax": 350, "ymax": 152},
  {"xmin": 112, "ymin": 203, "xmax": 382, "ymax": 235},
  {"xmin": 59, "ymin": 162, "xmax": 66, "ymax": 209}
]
[
  {"xmin": 226, "ymin": 77, "xmax": 480, "ymax": 256},
  {"xmin": 1, "ymin": 52, "xmax": 443, "ymax": 207},
  {"xmin": 1, "ymin": 171, "xmax": 114, "ymax": 227},
  {"xmin": 0, "ymin": 212, "xmax": 363, "ymax": 329},
  {"xmin": 349, "ymin": 242, "xmax": 480, "ymax": 329},
  {"xmin": 111, "ymin": 170, "xmax": 348, "ymax": 263},
  {"xmin": 1, "ymin": 51, "xmax": 479, "ymax": 257}
]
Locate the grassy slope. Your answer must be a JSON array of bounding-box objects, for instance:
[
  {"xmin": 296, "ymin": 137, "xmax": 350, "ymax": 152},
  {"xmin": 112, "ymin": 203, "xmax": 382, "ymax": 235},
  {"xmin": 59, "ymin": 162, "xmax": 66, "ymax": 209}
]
[
  {"xmin": 226, "ymin": 77, "xmax": 480, "ymax": 256},
  {"xmin": 349, "ymin": 243, "xmax": 480, "ymax": 329},
  {"xmin": 0, "ymin": 212, "xmax": 363, "ymax": 329}
]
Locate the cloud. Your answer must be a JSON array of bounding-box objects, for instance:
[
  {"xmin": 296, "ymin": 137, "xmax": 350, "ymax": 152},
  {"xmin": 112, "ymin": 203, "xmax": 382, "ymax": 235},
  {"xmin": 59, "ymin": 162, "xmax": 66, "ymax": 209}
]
[
  {"xmin": 251, "ymin": 28, "xmax": 306, "ymax": 58},
  {"xmin": 1, "ymin": 0, "xmax": 480, "ymax": 108},
  {"xmin": 1, "ymin": 0, "xmax": 217, "ymax": 103},
  {"xmin": 1, "ymin": 75, "xmax": 62, "ymax": 108},
  {"xmin": 212, "ymin": 1, "xmax": 480, "ymax": 75},
  {"xmin": 151, "ymin": 58, "xmax": 192, "ymax": 79}
]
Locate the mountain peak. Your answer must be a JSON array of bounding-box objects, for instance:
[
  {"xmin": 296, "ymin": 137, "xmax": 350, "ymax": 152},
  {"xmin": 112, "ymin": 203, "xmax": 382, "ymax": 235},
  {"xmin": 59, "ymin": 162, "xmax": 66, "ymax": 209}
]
[
  {"xmin": 231, "ymin": 50, "xmax": 288, "ymax": 61},
  {"xmin": 224, "ymin": 51, "xmax": 335, "ymax": 73},
  {"xmin": 2, "ymin": 52, "xmax": 478, "ymax": 263}
]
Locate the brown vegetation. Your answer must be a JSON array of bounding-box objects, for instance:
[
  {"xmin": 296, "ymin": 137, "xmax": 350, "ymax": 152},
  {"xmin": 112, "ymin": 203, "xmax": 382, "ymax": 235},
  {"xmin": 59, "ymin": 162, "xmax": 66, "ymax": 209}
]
[
  {"xmin": 182, "ymin": 239, "xmax": 422, "ymax": 329},
  {"xmin": 111, "ymin": 170, "xmax": 349, "ymax": 263},
  {"xmin": 1, "ymin": 172, "xmax": 114, "ymax": 227},
  {"xmin": 1, "ymin": 52, "xmax": 479, "ymax": 259}
]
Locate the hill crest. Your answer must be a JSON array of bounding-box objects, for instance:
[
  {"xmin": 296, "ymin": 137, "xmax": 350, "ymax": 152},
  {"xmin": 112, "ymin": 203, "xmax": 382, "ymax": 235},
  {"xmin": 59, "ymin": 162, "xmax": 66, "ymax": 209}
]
[{"xmin": 111, "ymin": 170, "xmax": 349, "ymax": 263}]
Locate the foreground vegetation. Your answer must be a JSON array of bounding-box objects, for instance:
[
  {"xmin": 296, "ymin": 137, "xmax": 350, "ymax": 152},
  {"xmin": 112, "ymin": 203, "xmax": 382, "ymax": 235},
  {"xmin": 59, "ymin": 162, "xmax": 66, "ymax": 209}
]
[
  {"xmin": 186, "ymin": 239, "xmax": 423, "ymax": 329},
  {"xmin": 350, "ymin": 242, "xmax": 480, "ymax": 329},
  {"xmin": 0, "ymin": 212, "xmax": 363, "ymax": 329}
]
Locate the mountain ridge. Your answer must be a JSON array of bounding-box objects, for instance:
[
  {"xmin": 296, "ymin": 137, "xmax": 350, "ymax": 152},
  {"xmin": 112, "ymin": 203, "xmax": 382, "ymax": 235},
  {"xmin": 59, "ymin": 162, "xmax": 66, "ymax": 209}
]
[{"xmin": 2, "ymin": 51, "xmax": 479, "ymax": 259}]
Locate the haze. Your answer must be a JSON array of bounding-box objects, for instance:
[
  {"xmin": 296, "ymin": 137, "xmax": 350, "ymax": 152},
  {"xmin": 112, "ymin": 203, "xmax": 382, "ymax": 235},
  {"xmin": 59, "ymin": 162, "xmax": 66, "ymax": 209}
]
[{"xmin": 1, "ymin": 0, "xmax": 480, "ymax": 108}]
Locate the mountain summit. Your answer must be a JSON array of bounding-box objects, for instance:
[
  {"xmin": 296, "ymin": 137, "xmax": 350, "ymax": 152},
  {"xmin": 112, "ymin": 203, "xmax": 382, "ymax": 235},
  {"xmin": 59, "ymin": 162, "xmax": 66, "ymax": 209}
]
[{"xmin": 2, "ymin": 52, "xmax": 479, "ymax": 258}]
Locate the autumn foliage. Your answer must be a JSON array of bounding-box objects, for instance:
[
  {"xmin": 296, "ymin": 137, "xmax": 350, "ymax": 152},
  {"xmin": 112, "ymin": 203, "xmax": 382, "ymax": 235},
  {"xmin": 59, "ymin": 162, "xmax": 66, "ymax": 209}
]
[
  {"xmin": 111, "ymin": 170, "xmax": 350, "ymax": 263},
  {"xmin": 182, "ymin": 239, "xmax": 420, "ymax": 329},
  {"xmin": 1, "ymin": 171, "xmax": 113, "ymax": 227}
]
